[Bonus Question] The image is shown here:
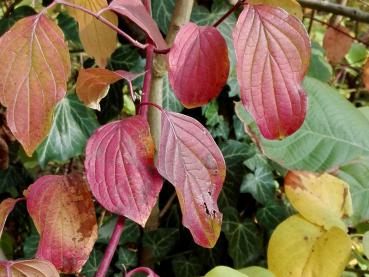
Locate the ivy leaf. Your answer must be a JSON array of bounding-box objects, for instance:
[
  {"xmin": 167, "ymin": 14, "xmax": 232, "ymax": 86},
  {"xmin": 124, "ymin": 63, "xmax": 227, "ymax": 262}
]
[
  {"xmin": 36, "ymin": 94, "xmax": 99, "ymax": 168},
  {"xmin": 233, "ymin": 4, "xmax": 310, "ymax": 139},
  {"xmin": 109, "ymin": 45, "xmax": 140, "ymax": 71},
  {"xmin": 256, "ymin": 201, "xmax": 290, "ymax": 232},
  {"xmin": 26, "ymin": 174, "xmax": 98, "ymax": 274},
  {"xmin": 0, "ymin": 6, "xmax": 36, "ymax": 35},
  {"xmin": 56, "ymin": 12, "xmax": 81, "ymax": 47},
  {"xmin": 202, "ymin": 101, "xmax": 230, "ymax": 140},
  {"xmin": 0, "ymin": 15, "xmax": 71, "ymax": 156},
  {"xmin": 85, "ymin": 116, "xmax": 163, "ymax": 226},
  {"xmin": 76, "ymin": 68, "xmax": 143, "ymax": 110},
  {"xmin": 172, "ymin": 256, "xmax": 203, "ymax": 277},
  {"xmin": 157, "ymin": 111, "xmax": 226, "ymax": 248},
  {"xmin": 285, "ymin": 171, "xmax": 352, "ymax": 231},
  {"xmin": 162, "ymin": 74, "xmax": 184, "ymax": 113},
  {"xmin": 67, "ymin": 0, "xmax": 117, "ymax": 67},
  {"xmin": 143, "ymin": 228, "xmax": 179, "ymax": 259},
  {"xmin": 108, "ymin": 0, "xmax": 167, "ymax": 50},
  {"xmin": 268, "ymin": 215, "xmax": 351, "ymax": 277},
  {"xmin": 81, "ymin": 249, "xmax": 104, "ymax": 277},
  {"xmin": 168, "ymin": 23, "xmax": 229, "ymax": 108},
  {"xmin": 152, "ymin": 0, "xmax": 175, "ymax": 34},
  {"xmin": 98, "ymin": 217, "xmax": 140, "ymax": 244},
  {"xmin": 0, "ymin": 259, "xmax": 59, "ymax": 277},
  {"xmin": 235, "ymin": 77, "xmax": 369, "ymax": 172},
  {"xmin": 241, "ymin": 166, "xmax": 276, "ymax": 205},
  {"xmin": 115, "ymin": 247, "xmax": 138, "ymax": 271},
  {"xmin": 222, "ymin": 207, "xmax": 263, "ymax": 267}
]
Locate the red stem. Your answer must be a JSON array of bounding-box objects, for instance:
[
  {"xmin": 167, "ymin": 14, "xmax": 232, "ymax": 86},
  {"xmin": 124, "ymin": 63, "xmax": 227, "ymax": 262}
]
[
  {"xmin": 95, "ymin": 216, "xmax": 125, "ymax": 277},
  {"xmin": 55, "ymin": 0, "xmax": 148, "ymax": 50},
  {"xmin": 139, "ymin": 44, "xmax": 155, "ymax": 117},
  {"xmin": 213, "ymin": 0, "xmax": 245, "ymax": 27},
  {"xmin": 125, "ymin": 267, "xmax": 158, "ymax": 277}
]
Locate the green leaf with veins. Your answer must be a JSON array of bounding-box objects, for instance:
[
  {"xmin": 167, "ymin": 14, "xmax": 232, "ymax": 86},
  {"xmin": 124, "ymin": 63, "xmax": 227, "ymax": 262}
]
[
  {"xmin": 143, "ymin": 228, "xmax": 179, "ymax": 259},
  {"xmin": 81, "ymin": 249, "xmax": 104, "ymax": 277},
  {"xmin": 163, "ymin": 74, "xmax": 183, "ymax": 112},
  {"xmin": 152, "ymin": 0, "xmax": 176, "ymax": 34},
  {"xmin": 115, "ymin": 247, "xmax": 138, "ymax": 271},
  {"xmin": 36, "ymin": 94, "xmax": 99, "ymax": 168},
  {"xmin": 172, "ymin": 255, "xmax": 203, "ymax": 277}
]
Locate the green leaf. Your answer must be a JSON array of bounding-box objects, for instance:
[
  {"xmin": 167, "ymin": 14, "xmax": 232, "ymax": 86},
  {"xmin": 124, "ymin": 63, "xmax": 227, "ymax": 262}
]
[
  {"xmin": 109, "ymin": 45, "xmax": 141, "ymax": 71},
  {"xmin": 346, "ymin": 43, "xmax": 368, "ymax": 66},
  {"xmin": 98, "ymin": 217, "xmax": 140, "ymax": 245},
  {"xmin": 172, "ymin": 255, "xmax": 203, "ymax": 277},
  {"xmin": 152, "ymin": 0, "xmax": 175, "ymax": 34},
  {"xmin": 56, "ymin": 12, "xmax": 81, "ymax": 47},
  {"xmin": 36, "ymin": 94, "xmax": 99, "ymax": 168},
  {"xmin": 81, "ymin": 249, "xmax": 104, "ymax": 277},
  {"xmin": 143, "ymin": 228, "xmax": 179, "ymax": 259},
  {"xmin": 162, "ymin": 74, "xmax": 183, "ymax": 113},
  {"xmin": 205, "ymin": 266, "xmax": 248, "ymax": 277},
  {"xmin": 0, "ymin": 6, "xmax": 36, "ymax": 35},
  {"xmin": 236, "ymin": 77, "xmax": 369, "ymax": 172},
  {"xmin": 337, "ymin": 158, "xmax": 369, "ymax": 225},
  {"xmin": 307, "ymin": 42, "xmax": 332, "ymax": 82},
  {"xmin": 191, "ymin": 0, "xmax": 239, "ymax": 97},
  {"xmin": 363, "ymin": 231, "xmax": 369, "ymax": 259},
  {"xmin": 23, "ymin": 234, "xmax": 40, "ymax": 259},
  {"xmin": 240, "ymin": 166, "xmax": 276, "ymax": 205},
  {"xmin": 0, "ymin": 165, "xmax": 30, "ymax": 196},
  {"xmin": 202, "ymin": 101, "xmax": 230, "ymax": 140},
  {"xmin": 115, "ymin": 247, "xmax": 138, "ymax": 271},
  {"xmin": 222, "ymin": 207, "xmax": 263, "ymax": 267},
  {"xmin": 238, "ymin": 266, "xmax": 275, "ymax": 277},
  {"xmin": 256, "ymin": 201, "xmax": 291, "ymax": 232}
]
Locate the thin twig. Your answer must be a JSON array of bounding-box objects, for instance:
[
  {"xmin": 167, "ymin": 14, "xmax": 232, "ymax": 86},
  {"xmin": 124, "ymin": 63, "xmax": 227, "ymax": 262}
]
[
  {"xmin": 159, "ymin": 192, "xmax": 177, "ymax": 218},
  {"xmin": 213, "ymin": 0, "xmax": 245, "ymax": 28}
]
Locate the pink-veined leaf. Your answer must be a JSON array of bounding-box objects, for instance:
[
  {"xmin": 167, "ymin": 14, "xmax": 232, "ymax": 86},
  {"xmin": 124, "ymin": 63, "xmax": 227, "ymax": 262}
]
[
  {"xmin": 26, "ymin": 173, "xmax": 97, "ymax": 274},
  {"xmin": 168, "ymin": 23, "xmax": 230, "ymax": 108},
  {"xmin": 0, "ymin": 259, "xmax": 59, "ymax": 277},
  {"xmin": 0, "ymin": 198, "xmax": 22, "ymax": 238},
  {"xmin": 0, "ymin": 15, "xmax": 71, "ymax": 156},
  {"xmin": 157, "ymin": 111, "xmax": 226, "ymax": 248},
  {"xmin": 233, "ymin": 4, "xmax": 310, "ymax": 139},
  {"xmin": 108, "ymin": 0, "xmax": 167, "ymax": 50},
  {"xmin": 76, "ymin": 68, "xmax": 143, "ymax": 110},
  {"xmin": 85, "ymin": 115, "xmax": 163, "ymax": 226}
]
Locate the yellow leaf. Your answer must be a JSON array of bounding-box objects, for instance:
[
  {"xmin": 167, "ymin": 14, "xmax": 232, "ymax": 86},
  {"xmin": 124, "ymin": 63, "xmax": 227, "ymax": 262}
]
[
  {"xmin": 205, "ymin": 266, "xmax": 248, "ymax": 277},
  {"xmin": 248, "ymin": 0, "xmax": 303, "ymax": 20},
  {"xmin": 302, "ymin": 227, "xmax": 351, "ymax": 277},
  {"xmin": 285, "ymin": 171, "xmax": 352, "ymax": 231},
  {"xmin": 268, "ymin": 215, "xmax": 324, "ymax": 277},
  {"xmin": 239, "ymin": 266, "xmax": 275, "ymax": 277},
  {"xmin": 67, "ymin": 0, "xmax": 117, "ymax": 67}
]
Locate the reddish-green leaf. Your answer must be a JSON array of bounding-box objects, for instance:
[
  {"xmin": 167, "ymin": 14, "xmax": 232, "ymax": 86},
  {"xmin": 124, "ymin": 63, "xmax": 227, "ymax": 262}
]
[
  {"xmin": 76, "ymin": 68, "xmax": 143, "ymax": 110},
  {"xmin": 85, "ymin": 116, "xmax": 163, "ymax": 226},
  {"xmin": 0, "ymin": 15, "xmax": 71, "ymax": 156},
  {"xmin": 168, "ymin": 23, "xmax": 230, "ymax": 108},
  {"xmin": 233, "ymin": 4, "xmax": 310, "ymax": 139},
  {"xmin": 0, "ymin": 259, "xmax": 59, "ymax": 277},
  {"xmin": 26, "ymin": 174, "xmax": 97, "ymax": 274},
  {"xmin": 108, "ymin": 0, "xmax": 167, "ymax": 50},
  {"xmin": 0, "ymin": 198, "xmax": 21, "ymax": 238},
  {"xmin": 323, "ymin": 26, "xmax": 353, "ymax": 65},
  {"xmin": 157, "ymin": 111, "xmax": 226, "ymax": 248}
]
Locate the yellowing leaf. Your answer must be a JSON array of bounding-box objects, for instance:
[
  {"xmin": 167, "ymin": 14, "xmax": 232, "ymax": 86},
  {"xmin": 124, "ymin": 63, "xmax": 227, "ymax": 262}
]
[
  {"xmin": 0, "ymin": 198, "xmax": 20, "ymax": 238},
  {"xmin": 0, "ymin": 15, "xmax": 71, "ymax": 156},
  {"xmin": 302, "ymin": 227, "xmax": 351, "ymax": 277},
  {"xmin": 0, "ymin": 259, "xmax": 59, "ymax": 277},
  {"xmin": 268, "ymin": 215, "xmax": 324, "ymax": 277},
  {"xmin": 205, "ymin": 266, "xmax": 248, "ymax": 277},
  {"xmin": 268, "ymin": 215, "xmax": 351, "ymax": 277},
  {"xmin": 285, "ymin": 171, "xmax": 352, "ymax": 231},
  {"xmin": 248, "ymin": 0, "xmax": 303, "ymax": 20},
  {"xmin": 67, "ymin": 0, "xmax": 117, "ymax": 67},
  {"xmin": 239, "ymin": 266, "xmax": 275, "ymax": 277}
]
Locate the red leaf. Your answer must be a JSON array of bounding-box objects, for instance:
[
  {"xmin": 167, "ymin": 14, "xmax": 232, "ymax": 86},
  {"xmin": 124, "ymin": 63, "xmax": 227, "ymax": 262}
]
[
  {"xmin": 168, "ymin": 23, "xmax": 230, "ymax": 108},
  {"xmin": 0, "ymin": 259, "xmax": 59, "ymax": 277},
  {"xmin": 26, "ymin": 174, "xmax": 97, "ymax": 274},
  {"xmin": 364, "ymin": 59, "xmax": 369, "ymax": 91},
  {"xmin": 85, "ymin": 115, "xmax": 163, "ymax": 226},
  {"xmin": 0, "ymin": 198, "xmax": 22, "ymax": 238},
  {"xmin": 76, "ymin": 68, "xmax": 143, "ymax": 110},
  {"xmin": 323, "ymin": 26, "xmax": 353, "ymax": 65},
  {"xmin": 157, "ymin": 111, "xmax": 226, "ymax": 248},
  {"xmin": 233, "ymin": 4, "xmax": 310, "ymax": 139},
  {"xmin": 108, "ymin": 0, "xmax": 167, "ymax": 50},
  {"xmin": 0, "ymin": 15, "xmax": 71, "ymax": 155}
]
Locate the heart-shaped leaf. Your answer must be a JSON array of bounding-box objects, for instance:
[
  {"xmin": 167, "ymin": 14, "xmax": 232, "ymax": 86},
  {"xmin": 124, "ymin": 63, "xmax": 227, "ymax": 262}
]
[
  {"xmin": 26, "ymin": 173, "xmax": 97, "ymax": 274},
  {"xmin": 233, "ymin": 4, "xmax": 310, "ymax": 139},
  {"xmin": 168, "ymin": 22, "xmax": 230, "ymax": 108},
  {"xmin": 0, "ymin": 198, "xmax": 21, "ymax": 238},
  {"xmin": 108, "ymin": 0, "xmax": 167, "ymax": 50},
  {"xmin": 67, "ymin": 0, "xmax": 118, "ymax": 67},
  {"xmin": 76, "ymin": 68, "xmax": 143, "ymax": 110},
  {"xmin": 248, "ymin": 0, "xmax": 303, "ymax": 19},
  {"xmin": 0, "ymin": 259, "xmax": 59, "ymax": 277},
  {"xmin": 0, "ymin": 15, "xmax": 71, "ymax": 156},
  {"xmin": 157, "ymin": 111, "xmax": 226, "ymax": 248},
  {"xmin": 85, "ymin": 115, "xmax": 163, "ymax": 226}
]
